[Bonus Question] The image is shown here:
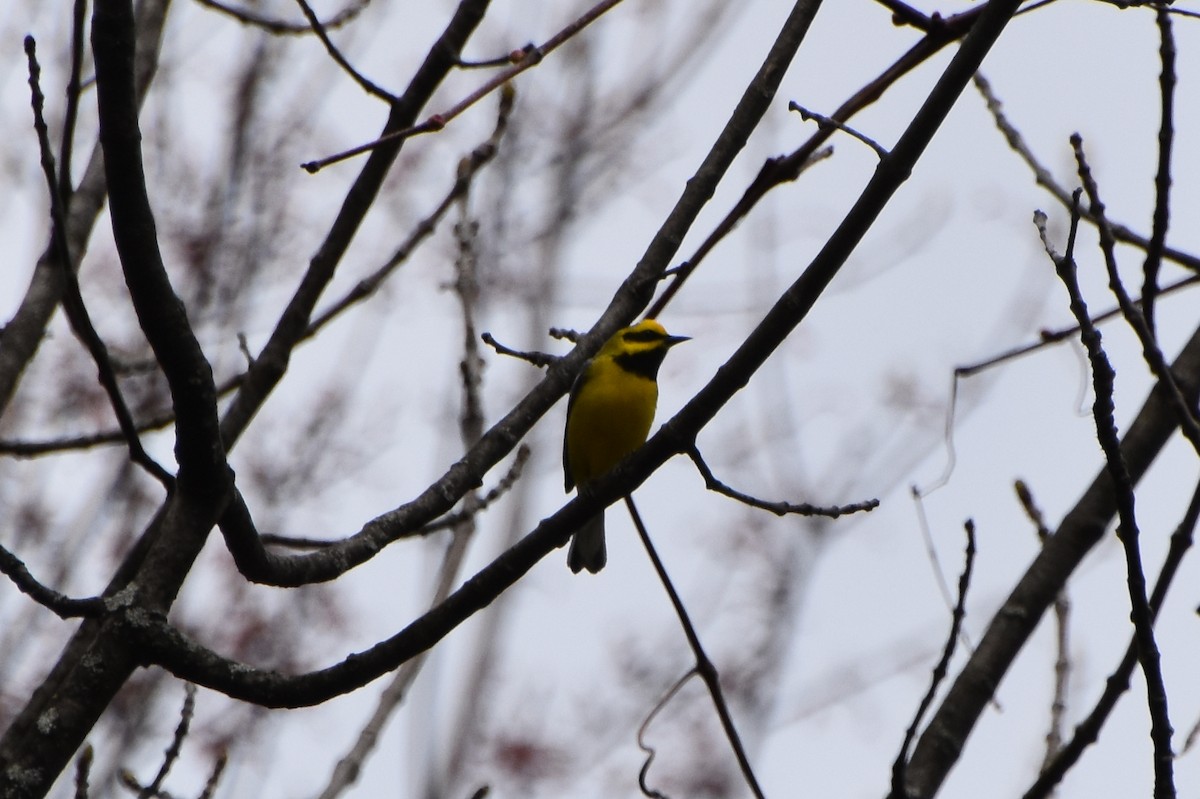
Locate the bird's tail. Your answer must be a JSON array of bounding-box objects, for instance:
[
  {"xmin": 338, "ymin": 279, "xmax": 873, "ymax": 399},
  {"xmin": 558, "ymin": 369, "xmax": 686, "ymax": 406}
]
[{"xmin": 567, "ymin": 513, "xmax": 606, "ymax": 574}]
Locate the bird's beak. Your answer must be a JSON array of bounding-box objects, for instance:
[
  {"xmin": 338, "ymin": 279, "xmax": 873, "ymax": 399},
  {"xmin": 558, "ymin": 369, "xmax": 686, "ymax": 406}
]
[{"xmin": 665, "ymin": 335, "xmax": 691, "ymax": 348}]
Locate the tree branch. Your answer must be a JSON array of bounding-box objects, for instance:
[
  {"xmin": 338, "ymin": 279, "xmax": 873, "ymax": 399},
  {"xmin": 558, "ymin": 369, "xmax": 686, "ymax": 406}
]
[{"xmin": 1061, "ymin": 154, "xmax": 1175, "ymax": 799}]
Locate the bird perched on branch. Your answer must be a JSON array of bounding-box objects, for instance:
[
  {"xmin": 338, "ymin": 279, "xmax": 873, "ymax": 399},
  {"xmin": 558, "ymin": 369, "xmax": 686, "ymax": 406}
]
[{"xmin": 563, "ymin": 319, "xmax": 690, "ymax": 573}]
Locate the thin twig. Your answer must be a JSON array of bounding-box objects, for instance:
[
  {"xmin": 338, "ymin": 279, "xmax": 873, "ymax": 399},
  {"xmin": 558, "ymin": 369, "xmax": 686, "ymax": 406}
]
[
  {"xmin": 0, "ymin": 534, "xmax": 106, "ymax": 619},
  {"xmin": 197, "ymin": 752, "xmax": 227, "ymax": 799},
  {"xmin": 687, "ymin": 446, "xmax": 877, "ymax": 517},
  {"xmin": 891, "ymin": 520, "xmax": 976, "ymax": 798},
  {"xmin": 646, "ymin": 5, "xmax": 1016, "ymax": 321},
  {"xmin": 789, "ymin": 101, "xmax": 889, "ymax": 159},
  {"xmin": 307, "ymin": 85, "xmax": 514, "ymax": 334},
  {"xmin": 974, "ymin": 71, "xmax": 1200, "ymax": 274},
  {"xmin": 0, "ymin": 408, "xmax": 177, "ymax": 457},
  {"xmin": 293, "ymin": 0, "xmax": 397, "ymax": 101},
  {"xmin": 910, "ymin": 487, "xmax": 960, "ymax": 619},
  {"xmin": 1015, "ymin": 480, "xmax": 1071, "ymax": 770},
  {"xmin": 479, "ymin": 332, "xmax": 559, "ymax": 369},
  {"xmin": 954, "ymin": 273, "xmax": 1200, "ymax": 379},
  {"xmin": 915, "ymin": 271, "xmax": 1200, "ymax": 496},
  {"xmin": 625, "ymin": 496, "xmax": 766, "ymax": 799},
  {"xmin": 302, "ymin": 0, "xmax": 625, "ymax": 172},
  {"xmin": 1043, "ymin": 186, "xmax": 1175, "ymax": 799},
  {"xmin": 193, "ymin": 0, "xmax": 370, "ymax": 36},
  {"xmin": 23, "ymin": 36, "xmax": 174, "ymax": 487},
  {"xmin": 1140, "ymin": 6, "xmax": 1175, "ymax": 333},
  {"xmin": 136, "ymin": 684, "xmax": 197, "ymax": 799},
  {"xmin": 549, "ymin": 327, "xmax": 582, "ymax": 344},
  {"xmin": 58, "ymin": 0, "xmax": 88, "ymax": 202},
  {"xmin": 456, "ymin": 47, "xmax": 530, "ymax": 69},
  {"xmin": 312, "ymin": 168, "xmax": 495, "ymax": 799},
  {"xmin": 1072, "ymin": 135, "xmax": 1200, "ymax": 456},
  {"xmin": 2, "ymin": 90, "xmax": 514, "ymax": 463},
  {"xmin": 645, "ymin": 146, "xmax": 833, "ymax": 320}
]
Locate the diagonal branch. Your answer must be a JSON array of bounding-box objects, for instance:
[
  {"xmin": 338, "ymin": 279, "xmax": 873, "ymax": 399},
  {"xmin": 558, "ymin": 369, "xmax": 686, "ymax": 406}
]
[
  {"xmin": 1070, "ymin": 137, "xmax": 1200, "ymax": 455},
  {"xmin": 647, "ymin": 1, "xmax": 994, "ymax": 319},
  {"xmin": 293, "ymin": 0, "xmax": 397, "ymax": 101}
]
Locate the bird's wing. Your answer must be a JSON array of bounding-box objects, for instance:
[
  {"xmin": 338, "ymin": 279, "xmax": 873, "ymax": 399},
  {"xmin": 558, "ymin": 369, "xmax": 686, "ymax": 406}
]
[{"xmin": 562, "ymin": 364, "xmax": 589, "ymax": 492}]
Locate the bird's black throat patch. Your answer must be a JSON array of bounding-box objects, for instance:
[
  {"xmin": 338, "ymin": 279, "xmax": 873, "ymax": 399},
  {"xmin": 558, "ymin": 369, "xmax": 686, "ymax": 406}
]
[{"xmin": 614, "ymin": 349, "xmax": 669, "ymax": 380}]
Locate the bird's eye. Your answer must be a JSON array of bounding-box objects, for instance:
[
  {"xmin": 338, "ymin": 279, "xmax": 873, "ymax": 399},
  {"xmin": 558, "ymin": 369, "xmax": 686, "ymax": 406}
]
[{"xmin": 624, "ymin": 329, "xmax": 664, "ymax": 343}]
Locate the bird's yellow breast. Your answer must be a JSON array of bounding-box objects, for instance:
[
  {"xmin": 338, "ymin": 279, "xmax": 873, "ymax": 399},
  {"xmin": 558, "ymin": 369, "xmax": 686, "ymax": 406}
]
[{"xmin": 565, "ymin": 354, "xmax": 659, "ymax": 488}]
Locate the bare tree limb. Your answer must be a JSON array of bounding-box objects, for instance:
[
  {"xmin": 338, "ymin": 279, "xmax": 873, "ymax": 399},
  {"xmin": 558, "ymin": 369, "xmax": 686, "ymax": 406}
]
[
  {"xmin": 141, "ymin": 0, "xmax": 1017, "ymax": 707},
  {"xmin": 902, "ymin": 217, "xmax": 1200, "ymax": 799},
  {"xmin": 216, "ymin": 0, "xmax": 827, "ymax": 588},
  {"xmin": 1062, "ymin": 149, "xmax": 1175, "ymax": 799},
  {"xmin": 646, "ymin": 1, "xmax": 999, "ymax": 319},
  {"xmin": 306, "ymin": 84, "xmax": 514, "ymax": 336}
]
